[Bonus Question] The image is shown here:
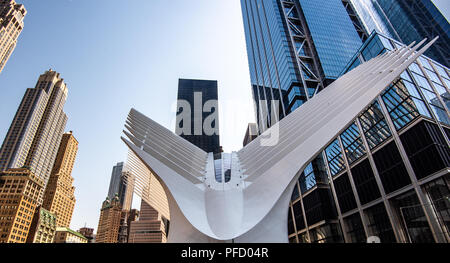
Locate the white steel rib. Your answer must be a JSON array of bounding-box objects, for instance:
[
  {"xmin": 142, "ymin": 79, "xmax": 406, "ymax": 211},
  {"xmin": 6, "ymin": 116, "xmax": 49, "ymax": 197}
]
[{"xmin": 121, "ymin": 38, "xmax": 437, "ymax": 243}]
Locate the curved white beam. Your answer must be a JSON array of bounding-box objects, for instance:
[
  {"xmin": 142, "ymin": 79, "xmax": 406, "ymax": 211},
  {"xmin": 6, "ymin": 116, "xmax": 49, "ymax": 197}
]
[{"xmin": 122, "ymin": 39, "xmax": 436, "ymax": 243}]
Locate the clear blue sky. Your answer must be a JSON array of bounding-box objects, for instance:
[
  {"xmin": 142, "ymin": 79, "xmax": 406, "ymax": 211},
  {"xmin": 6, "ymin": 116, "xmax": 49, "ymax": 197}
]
[
  {"xmin": 0, "ymin": 0, "xmax": 254, "ymax": 231},
  {"xmin": 0, "ymin": 0, "xmax": 448, "ymax": 232}
]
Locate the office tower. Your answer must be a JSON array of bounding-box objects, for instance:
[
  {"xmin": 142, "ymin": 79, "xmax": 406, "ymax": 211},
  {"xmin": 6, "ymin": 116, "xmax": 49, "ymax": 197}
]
[
  {"xmin": 0, "ymin": 0, "xmax": 26, "ymax": 74},
  {"xmin": 0, "ymin": 69, "xmax": 68, "ymax": 204},
  {"xmin": 243, "ymin": 123, "xmax": 258, "ymax": 147},
  {"xmin": 95, "ymin": 195, "xmax": 122, "ymax": 243},
  {"xmin": 176, "ymin": 79, "xmax": 221, "ymax": 154},
  {"xmin": 344, "ymin": 0, "xmax": 449, "ymax": 67},
  {"xmin": 128, "ymin": 200, "xmax": 169, "ymax": 243},
  {"xmin": 286, "ymin": 33, "xmax": 450, "ymax": 243},
  {"xmin": 241, "ymin": 1, "xmax": 449, "ymax": 243},
  {"xmin": 54, "ymin": 227, "xmax": 88, "ymax": 243},
  {"xmin": 107, "ymin": 162, "xmax": 123, "ymax": 200},
  {"xmin": 26, "ymin": 206, "xmax": 56, "ymax": 243},
  {"xmin": 240, "ymin": 0, "xmax": 363, "ymax": 130},
  {"xmin": 42, "ymin": 131, "xmax": 78, "ymax": 227},
  {"xmin": 0, "ymin": 168, "xmax": 43, "ymax": 243},
  {"xmin": 78, "ymin": 227, "xmax": 94, "ymax": 243},
  {"xmin": 106, "ymin": 162, "xmax": 134, "ymax": 211}
]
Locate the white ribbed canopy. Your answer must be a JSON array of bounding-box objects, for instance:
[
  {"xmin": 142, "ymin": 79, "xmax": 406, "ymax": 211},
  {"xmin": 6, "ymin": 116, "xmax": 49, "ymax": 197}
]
[{"xmin": 122, "ymin": 38, "xmax": 437, "ymax": 242}]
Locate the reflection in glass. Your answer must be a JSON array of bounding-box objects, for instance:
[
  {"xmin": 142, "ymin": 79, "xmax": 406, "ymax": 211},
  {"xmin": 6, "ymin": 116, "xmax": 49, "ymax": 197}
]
[
  {"xmin": 325, "ymin": 139, "xmax": 345, "ymax": 176},
  {"xmin": 340, "ymin": 123, "xmax": 366, "ymax": 164},
  {"xmin": 359, "ymin": 101, "xmax": 392, "ymax": 149}
]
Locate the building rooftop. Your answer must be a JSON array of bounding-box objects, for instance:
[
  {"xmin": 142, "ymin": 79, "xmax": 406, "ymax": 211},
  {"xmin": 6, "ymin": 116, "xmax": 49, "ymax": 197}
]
[{"xmin": 56, "ymin": 227, "xmax": 88, "ymax": 240}]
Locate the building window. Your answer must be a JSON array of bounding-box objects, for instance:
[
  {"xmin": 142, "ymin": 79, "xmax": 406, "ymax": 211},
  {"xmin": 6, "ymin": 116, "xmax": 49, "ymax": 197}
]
[
  {"xmin": 351, "ymin": 159, "xmax": 381, "ymax": 205},
  {"xmin": 287, "ymin": 209, "xmax": 295, "ymax": 235},
  {"xmin": 325, "ymin": 139, "xmax": 346, "ymax": 176},
  {"xmin": 340, "ymin": 123, "xmax": 366, "ymax": 164},
  {"xmin": 400, "ymin": 120, "xmax": 450, "ymax": 180},
  {"xmin": 333, "ymin": 173, "xmax": 357, "ymax": 213},
  {"xmin": 309, "ymin": 224, "xmax": 343, "ymax": 243},
  {"xmin": 364, "ymin": 203, "xmax": 396, "ymax": 243},
  {"xmin": 302, "ymin": 188, "xmax": 336, "ymax": 225},
  {"xmin": 382, "ymin": 78, "xmax": 430, "ymax": 130},
  {"xmin": 292, "ymin": 201, "xmax": 305, "ymax": 231},
  {"xmin": 359, "ymin": 101, "xmax": 392, "ymax": 149},
  {"xmin": 344, "ymin": 213, "xmax": 366, "ymax": 243},
  {"xmin": 299, "ymin": 155, "xmax": 327, "ymax": 193},
  {"xmin": 372, "ymin": 141, "xmax": 411, "ymax": 194},
  {"xmin": 423, "ymin": 176, "xmax": 450, "ymax": 238},
  {"xmin": 391, "ymin": 190, "xmax": 435, "ymax": 243}
]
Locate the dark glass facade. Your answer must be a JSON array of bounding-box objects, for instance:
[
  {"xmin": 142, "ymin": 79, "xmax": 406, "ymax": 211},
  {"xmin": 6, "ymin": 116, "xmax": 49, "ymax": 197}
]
[
  {"xmin": 288, "ymin": 32, "xmax": 450, "ymax": 243},
  {"xmin": 240, "ymin": 0, "xmax": 449, "ymax": 242},
  {"xmin": 176, "ymin": 79, "xmax": 220, "ymax": 154},
  {"xmin": 241, "ymin": 0, "xmax": 362, "ymax": 130},
  {"xmin": 345, "ymin": 0, "xmax": 449, "ymax": 67}
]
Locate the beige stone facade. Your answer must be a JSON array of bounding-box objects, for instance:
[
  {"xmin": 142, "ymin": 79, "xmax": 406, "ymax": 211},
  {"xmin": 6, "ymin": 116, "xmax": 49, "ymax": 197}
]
[
  {"xmin": 26, "ymin": 206, "xmax": 56, "ymax": 243},
  {"xmin": 0, "ymin": 168, "xmax": 43, "ymax": 243},
  {"xmin": 95, "ymin": 196, "xmax": 122, "ymax": 243},
  {"xmin": 0, "ymin": 0, "xmax": 26, "ymax": 73},
  {"xmin": 43, "ymin": 132, "xmax": 78, "ymax": 227}
]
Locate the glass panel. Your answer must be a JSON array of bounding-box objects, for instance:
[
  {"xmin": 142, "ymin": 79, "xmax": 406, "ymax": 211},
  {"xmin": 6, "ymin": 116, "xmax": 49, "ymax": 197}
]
[
  {"xmin": 412, "ymin": 72, "xmax": 433, "ymax": 91},
  {"xmin": 344, "ymin": 213, "xmax": 366, "ymax": 243},
  {"xmin": 359, "ymin": 101, "xmax": 392, "ymax": 149},
  {"xmin": 430, "ymin": 105, "xmax": 450, "ymax": 125},
  {"xmin": 433, "ymin": 64, "xmax": 449, "ymax": 79},
  {"xmin": 419, "ymin": 57, "xmax": 433, "ymax": 70},
  {"xmin": 325, "ymin": 139, "xmax": 345, "ymax": 176},
  {"xmin": 299, "ymin": 155, "xmax": 328, "ymax": 193},
  {"xmin": 382, "ymin": 80, "xmax": 430, "ymax": 130},
  {"xmin": 392, "ymin": 190, "xmax": 435, "ymax": 243},
  {"xmin": 425, "ymin": 69, "xmax": 442, "ymax": 85},
  {"xmin": 364, "ymin": 203, "xmax": 396, "ymax": 243},
  {"xmin": 409, "ymin": 63, "xmax": 422, "ymax": 75},
  {"xmin": 340, "ymin": 123, "xmax": 366, "ymax": 164}
]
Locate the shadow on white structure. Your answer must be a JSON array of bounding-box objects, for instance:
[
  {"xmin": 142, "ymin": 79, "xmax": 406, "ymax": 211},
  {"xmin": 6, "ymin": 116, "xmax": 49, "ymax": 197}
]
[{"xmin": 121, "ymin": 38, "xmax": 437, "ymax": 243}]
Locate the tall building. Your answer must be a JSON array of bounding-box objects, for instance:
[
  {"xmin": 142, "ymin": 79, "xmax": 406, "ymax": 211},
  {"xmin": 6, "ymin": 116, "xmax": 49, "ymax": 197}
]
[
  {"xmin": 106, "ymin": 162, "xmax": 133, "ymax": 211},
  {"xmin": 95, "ymin": 195, "xmax": 122, "ymax": 243},
  {"xmin": 240, "ymin": 0, "xmax": 363, "ymax": 130},
  {"xmin": 0, "ymin": 0, "xmax": 26, "ymax": 74},
  {"xmin": 286, "ymin": 32, "xmax": 450, "ymax": 243},
  {"xmin": 26, "ymin": 206, "xmax": 56, "ymax": 243},
  {"xmin": 42, "ymin": 131, "xmax": 78, "ymax": 227},
  {"xmin": 344, "ymin": 0, "xmax": 449, "ymax": 67},
  {"xmin": 107, "ymin": 162, "xmax": 123, "ymax": 200},
  {"xmin": 128, "ymin": 200, "xmax": 169, "ymax": 243},
  {"xmin": 176, "ymin": 79, "xmax": 221, "ymax": 154},
  {"xmin": 0, "ymin": 168, "xmax": 43, "ymax": 243},
  {"xmin": 240, "ymin": 0, "xmax": 449, "ymax": 243},
  {"xmin": 0, "ymin": 69, "xmax": 68, "ymax": 204}
]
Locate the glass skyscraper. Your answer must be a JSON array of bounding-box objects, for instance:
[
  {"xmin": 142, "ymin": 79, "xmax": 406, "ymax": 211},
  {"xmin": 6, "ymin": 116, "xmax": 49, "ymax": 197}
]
[
  {"xmin": 0, "ymin": 70, "xmax": 68, "ymax": 204},
  {"xmin": 344, "ymin": 0, "xmax": 449, "ymax": 67},
  {"xmin": 240, "ymin": 0, "xmax": 362, "ymax": 131},
  {"xmin": 241, "ymin": 0, "xmax": 450, "ymax": 243},
  {"xmin": 176, "ymin": 79, "xmax": 221, "ymax": 154}
]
